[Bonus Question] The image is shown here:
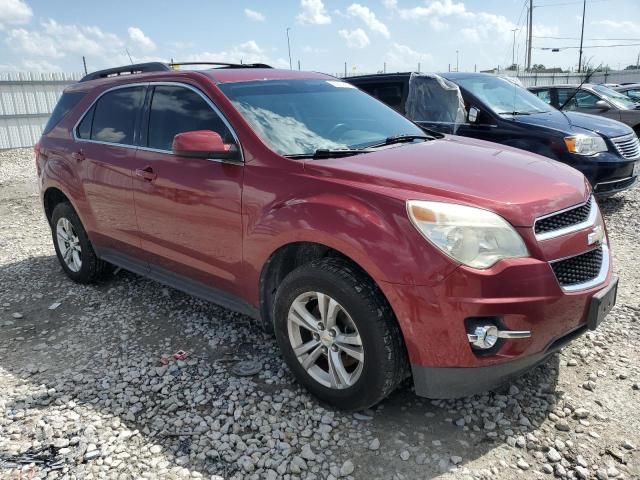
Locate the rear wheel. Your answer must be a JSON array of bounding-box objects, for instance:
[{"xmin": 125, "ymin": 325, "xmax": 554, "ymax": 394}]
[
  {"xmin": 273, "ymin": 257, "xmax": 408, "ymax": 410},
  {"xmin": 51, "ymin": 202, "xmax": 108, "ymax": 283}
]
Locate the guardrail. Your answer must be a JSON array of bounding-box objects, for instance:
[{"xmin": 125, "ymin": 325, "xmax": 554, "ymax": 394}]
[{"xmin": 0, "ymin": 72, "xmax": 82, "ymax": 150}]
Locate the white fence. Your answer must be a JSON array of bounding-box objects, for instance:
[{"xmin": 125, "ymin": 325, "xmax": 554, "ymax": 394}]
[
  {"xmin": 2, "ymin": 67, "xmax": 640, "ymax": 150},
  {"xmin": 0, "ymin": 71, "xmax": 82, "ymax": 150},
  {"xmin": 498, "ymin": 69, "xmax": 640, "ymax": 87}
]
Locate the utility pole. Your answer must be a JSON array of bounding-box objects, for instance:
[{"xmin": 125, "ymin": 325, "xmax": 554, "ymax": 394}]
[
  {"xmin": 298, "ymin": 60, "xmax": 301, "ymax": 70},
  {"xmin": 511, "ymin": 28, "xmax": 519, "ymax": 67},
  {"xmin": 577, "ymin": 0, "xmax": 586, "ymax": 72},
  {"xmin": 82, "ymin": 56, "xmax": 87, "ymax": 75},
  {"xmin": 526, "ymin": 0, "xmax": 533, "ymax": 71},
  {"xmin": 286, "ymin": 28, "xmax": 293, "ymax": 70}
]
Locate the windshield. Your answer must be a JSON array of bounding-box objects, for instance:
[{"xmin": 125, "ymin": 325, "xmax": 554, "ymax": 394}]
[
  {"xmin": 218, "ymin": 79, "xmax": 424, "ymax": 156},
  {"xmin": 592, "ymin": 84, "xmax": 637, "ymax": 110},
  {"xmin": 453, "ymin": 75, "xmax": 552, "ymax": 115}
]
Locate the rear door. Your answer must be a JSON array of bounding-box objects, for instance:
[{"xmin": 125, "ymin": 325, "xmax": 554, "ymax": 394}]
[
  {"xmin": 132, "ymin": 83, "xmax": 244, "ymax": 296},
  {"xmin": 74, "ymin": 84, "xmax": 146, "ymax": 258}
]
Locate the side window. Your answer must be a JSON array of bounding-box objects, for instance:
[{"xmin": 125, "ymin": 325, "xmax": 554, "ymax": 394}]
[
  {"xmin": 43, "ymin": 92, "xmax": 85, "ymax": 135},
  {"xmin": 377, "ymin": 83, "xmax": 404, "ymax": 110},
  {"xmin": 147, "ymin": 85, "xmax": 232, "ymax": 152},
  {"xmin": 533, "ymin": 89, "xmax": 551, "ymax": 104},
  {"xmin": 574, "ymin": 90, "xmax": 600, "ymax": 108},
  {"xmin": 90, "ymin": 86, "xmax": 145, "ymax": 145},
  {"xmin": 626, "ymin": 89, "xmax": 640, "ymax": 101},
  {"xmin": 76, "ymin": 105, "xmax": 94, "ymax": 139},
  {"xmin": 557, "ymin": 89, "xmax": 578, "ymax": 110},
  {"xmin": 356, "ymin": 82, "xmax": 404, "ymax": 111}
]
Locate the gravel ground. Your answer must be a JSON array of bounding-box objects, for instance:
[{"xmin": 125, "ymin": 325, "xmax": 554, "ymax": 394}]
[{"xmin": 0, "ymin": 147, "xmax": 638, "ymax": 480}]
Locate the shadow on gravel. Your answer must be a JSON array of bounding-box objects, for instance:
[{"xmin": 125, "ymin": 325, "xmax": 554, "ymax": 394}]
[
  {"xmin": 599, "ymin": 194, "xmax": 631, "ymax": 215},
  {"xmin": 0, "ymin": 254, "xmax": 561, "ymax": 479}
]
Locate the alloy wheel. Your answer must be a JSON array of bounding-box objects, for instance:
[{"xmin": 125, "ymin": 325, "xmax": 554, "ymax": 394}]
[
  {"xmin": 56, "ymin": 217, "xmax": 82, "ymax": 272},
  {"xmin": 287, "ymin": 291, "xmax": 364, "ymax": 389}
]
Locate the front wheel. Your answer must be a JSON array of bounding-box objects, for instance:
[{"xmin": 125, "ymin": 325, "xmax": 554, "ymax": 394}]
[{"xmin": 273, "ymin": 258, "xmax": 408, "ymax": 410}]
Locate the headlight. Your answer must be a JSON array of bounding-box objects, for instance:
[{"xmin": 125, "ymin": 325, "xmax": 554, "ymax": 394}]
[
  {"xmin": 407, "ymin": 200, "xmax": 529, "ymax": 269},
  {"xmin": 564, "ymin": 134, "xmax": 607, "ymax": 155}
]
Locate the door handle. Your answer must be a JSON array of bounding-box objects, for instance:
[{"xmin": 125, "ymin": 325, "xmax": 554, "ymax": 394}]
[
  {"xmin": 135, "ymin": 166, "xmax": 157, "ymax": 181},
  {"xmin": 71, "ymin": 150, "xmax": 85, "ymax": 162}
]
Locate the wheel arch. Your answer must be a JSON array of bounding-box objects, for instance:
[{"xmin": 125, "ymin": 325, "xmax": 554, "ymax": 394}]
[
  {"xmin": 258, "ymin": 241, "xmax": 397, "ymax": 335},
  {"xmin": 43, "ymin": 186, "xmax": 72, "ymax": 225}
]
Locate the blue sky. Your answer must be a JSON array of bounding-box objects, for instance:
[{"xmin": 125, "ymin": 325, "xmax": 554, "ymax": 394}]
[{"xmin": 1, "ymin": 0, "xmax": 639, "ymax": 74}]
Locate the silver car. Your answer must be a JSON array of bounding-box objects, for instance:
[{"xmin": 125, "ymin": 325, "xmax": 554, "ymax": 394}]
[
  {"xmin": 613, "ymin": 83, "xmax": 640, "ymax": 103},
  {"xmin": 529, "ymin": 83, "xmax": 640, "ymax": 134}
]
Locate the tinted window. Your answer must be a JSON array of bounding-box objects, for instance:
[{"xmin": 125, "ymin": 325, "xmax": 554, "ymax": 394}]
[
  {"xmin": 76, "ymin": 105, "xmax": 94, "ymax": 139},
  {"xmin": 91, "ymin": 87, "xmax": 144, "ymax": 145},
  {"xmin": 147, "ymin": 85, "xmax": 232, "ymax": 151},
  {"xmin": 357, "ymin": 82, "xmax": 404, "ymax": 111},
  {"xmin": 532, "ymin": 89, "xmax": 551, "ymax": 104},
  {"xmin": 43, "ymin": 92, "xmax": 85, "ymax": 135}
]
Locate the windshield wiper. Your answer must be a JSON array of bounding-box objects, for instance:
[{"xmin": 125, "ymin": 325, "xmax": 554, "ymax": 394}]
[
  {"xmin": 497, "ymin": 111, "xmax": 531, "ymax": 116},
  {"xmin": 366, "ymin": 134, "xmax": 431, "ymax": 149},
  {"xmin": 284, "ymin": 148, "xmax": 372, "ymax": 159}
]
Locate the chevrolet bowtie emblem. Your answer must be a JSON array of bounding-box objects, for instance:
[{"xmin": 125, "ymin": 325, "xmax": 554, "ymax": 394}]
[{"xmin": 587, "ymin": 225, "xmax": 604, "ymax": 245}]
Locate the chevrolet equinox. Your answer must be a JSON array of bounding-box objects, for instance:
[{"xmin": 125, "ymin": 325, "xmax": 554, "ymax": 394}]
[{"xmin": 36, "ymin": 62, "xmax": 618, "ymax": 410}]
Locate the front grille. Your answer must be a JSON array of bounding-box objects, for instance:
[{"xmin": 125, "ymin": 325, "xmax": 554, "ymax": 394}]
[
  {"xmin": 534, "ymin": 198, "xmax": 592, "ymax": 235},
  {"xmin": 611, "ymin": 133, "xmax": 640, "ymax": 160},
  {"xmin": 551, "ymin": 247, "xmax": 603, "ymax": 287},
  {"xmin": 595, "ymin": 176, "xmax": 637, "ymax": 194}
]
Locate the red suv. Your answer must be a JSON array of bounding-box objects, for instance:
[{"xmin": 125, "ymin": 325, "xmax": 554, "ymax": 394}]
[{"xmin": 36, "ymin": 62, "xmax": 617, "ymax": 410}]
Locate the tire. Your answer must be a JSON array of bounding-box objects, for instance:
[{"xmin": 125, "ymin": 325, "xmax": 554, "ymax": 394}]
[
  {"xmin": 273, "ymin": 257, "xmax": 408, "ymax": 410},
  {"xmin": 50, "ymin": 202, "xmax": 109, "ymax": 283}
]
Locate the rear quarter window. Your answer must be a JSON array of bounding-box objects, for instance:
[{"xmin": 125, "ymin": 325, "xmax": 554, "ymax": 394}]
[{"xmin": 42, "ymin": 92, "xmax": 85, "ymax": 135}]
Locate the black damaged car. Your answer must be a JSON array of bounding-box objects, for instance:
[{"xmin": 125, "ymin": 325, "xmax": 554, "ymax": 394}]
[{"xmin": 348, "ymin": 72, "xmax": 639, "ymax": 196}]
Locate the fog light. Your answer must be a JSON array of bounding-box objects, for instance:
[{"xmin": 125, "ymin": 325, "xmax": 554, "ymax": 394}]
[
  {"xmin": 467, "ymin": 325, "xmax": 532, "ymax": 350},
  {"xmin": 468, "ymin": 325, "xmax": 499, "ymax": 349}
]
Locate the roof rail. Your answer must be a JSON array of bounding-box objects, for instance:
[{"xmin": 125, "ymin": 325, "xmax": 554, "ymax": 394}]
[
  {"xmin": 79, "ymin": 62, "xmax": 171, "ymax": 82},
  {"xmin": 169, "ymin": 62, "xmax": 272, "ymax": 69},
  {"xmin": 79, "ymin": 61, "xmax": 274, "ymax": 83}
]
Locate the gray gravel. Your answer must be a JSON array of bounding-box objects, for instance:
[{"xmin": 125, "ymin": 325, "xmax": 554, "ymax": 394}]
[{"xmin": 1, "ymin": 148, "xmax": 639, "ymax": 479}]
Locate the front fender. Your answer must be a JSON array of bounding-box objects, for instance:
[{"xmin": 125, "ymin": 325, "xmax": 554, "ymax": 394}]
[{"xmin": 243, "ymin": 185, "xmax": 458, "ymax": 305}]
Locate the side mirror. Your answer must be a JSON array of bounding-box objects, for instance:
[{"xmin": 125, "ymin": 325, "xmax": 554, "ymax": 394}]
[
  {"xmin": 172, "ymin": 130, "xmax": 239, "ymax": 161},
  {"xmin": 595, "ymin": 100, "xmax": 610, "ymax": 111},
  {"xmin": 468, "ymin": 106, "xmax": 480, "ymax": 124}
]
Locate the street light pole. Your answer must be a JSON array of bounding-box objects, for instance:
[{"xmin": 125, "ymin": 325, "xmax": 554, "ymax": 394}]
[
  {"xmin": 286, "ymin": 27, "xmax": 292, "ymax": 70},
  {"xmin": 577, "ymin": 0, "xmax": 586, "ymax": 72},
  {"xmin": 511, "ymin": 28, "xmax": 519, "ymax": 67}
]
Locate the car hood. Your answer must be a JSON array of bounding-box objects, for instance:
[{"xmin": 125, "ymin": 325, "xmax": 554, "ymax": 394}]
[
  {"xmin": 511, "ymin": 110, "xmax": 631, "ymax": 138},
  {"xmin": 305, "ymin": 136, "xmax": 589, "ymax": 227}
]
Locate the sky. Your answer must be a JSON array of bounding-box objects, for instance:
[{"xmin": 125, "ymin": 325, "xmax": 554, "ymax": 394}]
[{"xmin": 1, "ymin": 0, "xmax": 639, "ymax": 75}]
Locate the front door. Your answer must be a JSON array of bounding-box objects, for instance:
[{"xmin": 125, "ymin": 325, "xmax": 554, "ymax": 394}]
[{"xmin": 132, "ymin": 83, "xmax": 244, "ymax": 296}]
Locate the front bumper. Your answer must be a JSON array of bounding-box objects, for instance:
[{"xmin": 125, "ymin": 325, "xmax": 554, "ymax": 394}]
[
  {"xmin": 562, "ymin": 150, "xmax": 637, "ymax": 196},
  {"xmin": 378, "ymin": 250, "xmax": 615, "ymax": 399}
]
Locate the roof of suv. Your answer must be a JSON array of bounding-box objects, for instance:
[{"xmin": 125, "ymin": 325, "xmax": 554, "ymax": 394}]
[{"xmin": 70, "ymin": 65, "xmax": 334, "ymax": 92}]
